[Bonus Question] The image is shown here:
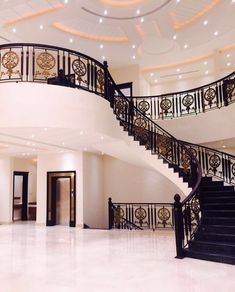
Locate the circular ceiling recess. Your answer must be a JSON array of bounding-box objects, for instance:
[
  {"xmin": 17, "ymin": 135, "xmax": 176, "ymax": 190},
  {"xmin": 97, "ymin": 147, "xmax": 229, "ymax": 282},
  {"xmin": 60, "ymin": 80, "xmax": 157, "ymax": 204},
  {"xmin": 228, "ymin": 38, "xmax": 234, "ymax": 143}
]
[
  {"xmin": 82, "ymin": 0, "xmax": 173, "ymax": 20},
  {"xmin": 141, "ymin": 36, "xmax": 175, "ymax": 55}
]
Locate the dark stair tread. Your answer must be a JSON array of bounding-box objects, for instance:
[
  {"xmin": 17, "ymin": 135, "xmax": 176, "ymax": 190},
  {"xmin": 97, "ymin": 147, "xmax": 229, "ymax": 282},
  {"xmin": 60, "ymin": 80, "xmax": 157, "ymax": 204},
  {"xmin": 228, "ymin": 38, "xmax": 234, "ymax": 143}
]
[
  {"xmin": 185, "ymin": 249, "xmax": 235, "ymax": 265},
  {"xmin": 192, "ymin": 239, "xmax": 235, "ymax": 247},
  {"xmin": 196, "ymin": 231, "xmax": 235, "ymax": 237}
]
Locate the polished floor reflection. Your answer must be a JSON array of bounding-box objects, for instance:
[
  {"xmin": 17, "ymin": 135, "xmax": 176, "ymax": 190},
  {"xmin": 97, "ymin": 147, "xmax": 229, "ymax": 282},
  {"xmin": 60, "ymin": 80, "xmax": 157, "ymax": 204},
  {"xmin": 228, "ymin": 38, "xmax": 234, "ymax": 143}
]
[{"xmin": 0, "ymin": 223, "xmax": 235, "ymax": 292}]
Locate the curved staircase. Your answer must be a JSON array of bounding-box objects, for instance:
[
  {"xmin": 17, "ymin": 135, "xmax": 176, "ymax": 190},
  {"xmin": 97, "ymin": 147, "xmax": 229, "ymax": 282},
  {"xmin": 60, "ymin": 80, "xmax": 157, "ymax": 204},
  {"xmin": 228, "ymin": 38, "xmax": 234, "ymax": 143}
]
[{"xmin": 1, "ymin": 43, "xmax": 235, "ymax": 265}]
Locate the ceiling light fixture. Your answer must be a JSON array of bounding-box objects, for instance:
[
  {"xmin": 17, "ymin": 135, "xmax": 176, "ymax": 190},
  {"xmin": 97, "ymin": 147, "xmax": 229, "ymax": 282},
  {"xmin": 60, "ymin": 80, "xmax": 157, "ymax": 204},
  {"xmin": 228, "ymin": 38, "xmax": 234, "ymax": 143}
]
[
  {"xmin": 205, "ymin": 70, "xmax": 209, "ymax": 74},
  {"xmin": 204, "ymin": 61, "xmax": 208, "ymax": 65},
  {"xmin": 214, "ymin": 31, "xmax": 218, "ymax": 36},
  {"xmin": 136, "ymin": 9, "xmax": 140, "ymax": 15},
  {"xmin": 154, "ymin": 79, "xmax": 158, "ymax": 83},
  {"xmin": 100, "ymin": 44, "xmax": 104, "ymax": 49},
  {"xmin": 173, "ymin": 35, "xmax": 177, "ymax": 40},
  {"xmin": 102, "ymin": 56, "xmax": 105, "ymax": 60},
  {"xmin": 64, "ymin": 0, "xmax": 68, "ymax": 4},
  {"xmin": 203, "ymin": 20, "xmax": 208, "ymax": 26},
  {"xmin": 12, "ymin": 28, "xmax": 16, "ymax": 33},
  {"xmin": 227, "ymin": 62, "xmax": 231, "ymax": 67},
  {"xmin": 179, "ymin": 75, "xmax": 182, "ymax": 79},
  {"xmin": 44, "ymin": 127, "xmax": 48, "ymax": 131},
  {"xmin": 99, "ymin": 18, "xmax": 103, "ymax": 23},
  {"xmin": 140, "ymin": 17, "xmax": 144, "ymax": 23},
  {"xmin": 39, "ymin": 24, "xmax": 43, "ymax": 30},
  {"xmin": 80, "ymin": 130, "xmax": 84, "ymax": 135},
  {"xmin": 132, "ymin": 55, "xmax": 136, "ymax": 59},
  {"xmin": 184, "ymin": 44, "xmax": 188, "ymax": 49},
  {"xmin": 104, "ymin": 9, "xmax": 108, "ymax": 15},
  {"xmin": 227, "ymin": 53, "xmax": 231, "ymax": 58},
  {"xmin": 132, "ymin": 44, "xmax": 136, "ymax": 49},
  {"xmin": 150, "ymin": 73, "xmax": 154, "ymax": 77},
  {"xmin": 69, "ymin": 38, "xmax": 73, "ymax": 43},
  {"xmin": 176, "ymin": 68, "xmax": 180, "ymax": 72}
]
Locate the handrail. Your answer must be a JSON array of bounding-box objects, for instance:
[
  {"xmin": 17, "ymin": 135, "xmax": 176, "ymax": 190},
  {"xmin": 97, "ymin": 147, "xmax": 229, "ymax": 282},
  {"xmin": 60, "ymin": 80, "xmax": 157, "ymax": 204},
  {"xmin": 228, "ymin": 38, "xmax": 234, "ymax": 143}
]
[{"xmin": 131, "ymin": 71, "xmax": 235, "ymax": 120}]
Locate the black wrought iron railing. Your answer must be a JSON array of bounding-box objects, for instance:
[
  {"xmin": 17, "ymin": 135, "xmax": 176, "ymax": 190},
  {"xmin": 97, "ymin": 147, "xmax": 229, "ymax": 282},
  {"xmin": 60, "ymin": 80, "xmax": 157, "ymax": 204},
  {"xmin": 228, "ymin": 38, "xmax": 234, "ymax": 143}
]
[
  {"xmin": 0, "ymin": 43, "xmax": 106, "ymax": 96},
  {"xmin": 1, "ymin": 43, "xmax": 235, "ymax": 259},
  {"xmin": 132, "ymin": 71, "xmax": 235, "ymax": 120},
  {"xmin": 108, "ymin": 198, "xmax": 174, "ymax": 231}
]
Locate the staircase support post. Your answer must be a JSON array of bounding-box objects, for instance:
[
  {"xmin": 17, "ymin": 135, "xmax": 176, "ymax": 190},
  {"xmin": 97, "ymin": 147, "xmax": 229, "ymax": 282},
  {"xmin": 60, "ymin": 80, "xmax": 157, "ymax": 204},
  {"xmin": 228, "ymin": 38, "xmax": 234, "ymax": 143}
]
[
  {"xmin": 108, "ymin": 197, "xmax": 114, "ymax": 229},
  {"xmin": 174, "ymin": 194, "xmax": 184, "ymax": 259}
]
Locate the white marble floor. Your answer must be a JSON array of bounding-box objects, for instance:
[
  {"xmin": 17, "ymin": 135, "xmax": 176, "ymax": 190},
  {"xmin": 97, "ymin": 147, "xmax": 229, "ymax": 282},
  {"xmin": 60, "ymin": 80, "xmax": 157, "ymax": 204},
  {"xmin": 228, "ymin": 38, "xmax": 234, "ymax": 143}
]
[{"xmin": 0, "ymin": 223, "xmax": 235, "ymax": 292}]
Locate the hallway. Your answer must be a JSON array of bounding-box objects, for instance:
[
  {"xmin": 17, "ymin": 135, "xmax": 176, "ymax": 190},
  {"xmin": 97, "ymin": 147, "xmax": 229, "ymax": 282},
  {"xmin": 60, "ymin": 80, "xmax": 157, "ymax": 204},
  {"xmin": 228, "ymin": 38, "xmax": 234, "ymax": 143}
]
[{"xmin": 0, "ymin": 223, "xmax": 234, "ymax": 292}]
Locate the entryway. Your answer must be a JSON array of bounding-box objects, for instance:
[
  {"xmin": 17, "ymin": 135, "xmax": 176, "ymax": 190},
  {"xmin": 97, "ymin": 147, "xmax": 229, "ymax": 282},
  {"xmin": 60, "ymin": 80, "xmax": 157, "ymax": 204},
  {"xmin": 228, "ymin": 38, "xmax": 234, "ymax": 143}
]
[{"xmin": 46, "ymin": 171, "xmax": 76, "ymax": 227}]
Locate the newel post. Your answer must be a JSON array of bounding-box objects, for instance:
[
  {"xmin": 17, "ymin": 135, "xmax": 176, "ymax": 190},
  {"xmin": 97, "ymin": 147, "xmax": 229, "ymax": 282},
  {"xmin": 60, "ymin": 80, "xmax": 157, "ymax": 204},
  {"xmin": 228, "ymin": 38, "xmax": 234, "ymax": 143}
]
[
  {"xmin": 108, "ymin": 197, "xmax": 114, "ymax": 230},
  {"xmin": 103, "ymin": 61, "xmax": 109, "ymax": 100},
  {"xmin": 173, "ymin": 194, "xmax": 184, "ymax": 259}
]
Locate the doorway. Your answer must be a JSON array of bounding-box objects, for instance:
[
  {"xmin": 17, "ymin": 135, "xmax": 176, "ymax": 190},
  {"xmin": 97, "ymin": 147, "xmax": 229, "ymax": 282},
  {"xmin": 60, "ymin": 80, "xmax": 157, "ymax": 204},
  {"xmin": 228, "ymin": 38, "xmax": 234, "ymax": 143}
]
[
  {"xmin": 47, "ymin": 171, "xmax": 76, "ymax": 227},
  {"xmin": 12, "ymin": 171, "xmax": 29, "ymax": 221}
]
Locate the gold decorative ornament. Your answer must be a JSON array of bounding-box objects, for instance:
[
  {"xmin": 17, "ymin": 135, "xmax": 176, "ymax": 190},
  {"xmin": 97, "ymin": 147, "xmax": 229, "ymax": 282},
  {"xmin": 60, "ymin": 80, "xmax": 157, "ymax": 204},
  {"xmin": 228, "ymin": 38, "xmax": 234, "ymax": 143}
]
[
  {"xmin": 1, "ymin": 50, "xmax": 20, "ymax": 78},
  {"xmin": 36, "ymin": 51, "xmax": 56, "ymax": 78}
]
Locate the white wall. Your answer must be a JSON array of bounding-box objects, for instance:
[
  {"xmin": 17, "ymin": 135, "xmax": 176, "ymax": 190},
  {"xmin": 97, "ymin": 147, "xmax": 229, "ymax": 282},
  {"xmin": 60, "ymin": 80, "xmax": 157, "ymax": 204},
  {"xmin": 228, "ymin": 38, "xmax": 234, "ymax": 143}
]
[
  {"xmin": 13, "ymin": 158, "xmax": 37, "ymax": 203},
  {"xmin": 0, "ymin": 157, "xmax": 13, "ymax": 223},
  {"xmin": 36, "ymin": 152, "xmax": 83, "ymax": 227},
  {"xmin": 83, "ymin": 152, "xmax": 105, "ymax": 228}
]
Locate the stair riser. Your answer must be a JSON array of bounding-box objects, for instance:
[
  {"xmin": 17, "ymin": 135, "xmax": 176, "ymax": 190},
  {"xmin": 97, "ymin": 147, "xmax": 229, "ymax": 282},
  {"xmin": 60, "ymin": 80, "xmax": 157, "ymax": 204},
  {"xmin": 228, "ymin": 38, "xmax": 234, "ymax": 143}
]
[
  {"xmin": 201, "ymin": 197, "xmax": 235, "ymax": 204},
  {"xmin": 199, "ymin": 225, "xmax": 235, "ymax": 234},
  {"xmin": 195, "ymin": 234, "xmax": 235, "ymax": 243},
  {"xmin": 200, "ymin": 186, "xmax": 234, "ymax": 192},
  {"xmin": 189, "ymin": 242, "xmax": 235, "ymax": 254},
  {"xmin": 201, "ymin": 217, "xmax": 235, "ymax": 225},
  {"xmin": 203, "ymin": 205, "xmax": 235, "ymax": 210},
  {"xmin": 203, "ymin": 211, "xmax": 235, "ymax": 217},
  {"xmin": 185, "ymin": 250, "xmax": 235, "ymax": 265},
  {"xmin": 200, "ymin": 192, "xmax": 235, "ymax": 197}
]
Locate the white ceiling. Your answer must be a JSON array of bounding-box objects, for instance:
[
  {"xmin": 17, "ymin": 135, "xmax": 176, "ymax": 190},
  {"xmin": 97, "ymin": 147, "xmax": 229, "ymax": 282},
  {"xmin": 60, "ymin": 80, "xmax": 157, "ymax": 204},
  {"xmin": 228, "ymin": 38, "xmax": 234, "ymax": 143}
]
[{"xmin": 0, "ymin": 0, "xmax": 234, "ymax": 84}]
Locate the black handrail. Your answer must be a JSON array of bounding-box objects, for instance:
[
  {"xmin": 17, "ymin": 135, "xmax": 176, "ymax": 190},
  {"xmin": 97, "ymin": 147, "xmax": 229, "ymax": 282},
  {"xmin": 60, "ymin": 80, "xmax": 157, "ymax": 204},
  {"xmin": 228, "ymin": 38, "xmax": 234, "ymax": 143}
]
[{"xmin": 131, "ymin": 71, "xmax": 235, "ymax": 120}]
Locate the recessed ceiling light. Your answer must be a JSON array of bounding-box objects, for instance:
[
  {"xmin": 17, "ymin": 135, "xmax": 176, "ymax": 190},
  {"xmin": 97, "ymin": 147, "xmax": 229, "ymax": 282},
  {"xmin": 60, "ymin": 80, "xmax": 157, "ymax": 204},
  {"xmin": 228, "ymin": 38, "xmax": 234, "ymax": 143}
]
[
  {"xmin": 179, "ymin": 75, "xmax": 182, "ymax": 79},
  {"xmin": 99, "ymin": 18, "xmax": 103, "ymax": 23},
  {"xmin": 227, "ymin": 53, "xmax": 231, "ymax": 58},
  {"xmin": 64, "ymin": 0, "xmax": 68, "ymax": 3},
  {"xmin": 132, "ymin": 44, "xmax": 136, "ymax": 49},
  {"xmin": 102, "ymin": 56, "xmax": 105, "ymax": 60},
  {"xmin": 80, "ymin": 130, "xmax": 84, "ymax": 135},
  {"xmin": 62, "ymin": 142, "xmax": 65, "ymax": 146},
  {"xmin": 132, "ymin": 55, "xmax": 136, "ymax": 59},
  {"xmin": 12, "ymin": 28, "xmax": 16, "ymax": 33},
  {"xmin": 227, "ymin": 62, "xmax": 231, "ymax": 67},
  {"xmin": 154, "ymin": 79, "xmax": 158, "ymax": 83},
  {"xmin": 69, "ymin": 38, "xmax": 73, "ymax": 43},
  {"xmin": 100, "ymin": 44, "xmax": 103, "ymax": 49},
  {"xmin": 232, "ymin": 0, "xmax": 235, "ymax": 3},
  {"xmin": 176, "ymin": 0, "xmax": 180, "ymax": 3},
  {"xmin": 31, "ymin": 134, "xmax": 35, "ymax": 139},
  {"xmin": 100, "ymin": 136, "xmax": 104, "ymax": 140},
  {"xmin": 104, "ymin": 9, "xmax": 108, "ymax": 15},
  {"xmin": 184, "ymin": 44, "xmax": 188, "ymax": 49},
  {"xmin": 44, "ymin": 127, "xmax": 48, "ymax": 131},
  {"xmin": 173, "ymin": 35, "xmax": 177, "ymax": 40},
  {"xmin": 176, "ymin": 68, "xmax": 180, "ymax": 72},
  {"xmin": 203, "ymin": 20, "xmax": 208, "ymax": 26},
  {"xmin": 32, "ymin": 143, "xmax": 36, "ymax": 146},
  {"xmin": 84, "ymin": 147, "xmax": 87, "ymax": 151},
  {"xmin": 222, "ymin": 145, "xmax": 226, "ymax": 148},
  {"xmin": 136, "ymin": 9, "xmax": 140, "ymax": 15},
  {"xmin": 150, "ymin": 73, "xmax": 154, "ymax": 77},
  {"xmin": 39, "ymin": 24, "xmax": 43, "ymax": 30},
  {"xmin": 140, "ymin": 17, "xmax": 144, "ymax": 23},
  {"xmin": 214, "ymin": 31, "xmax": 218, "ymax": 36},
  {"xmin": 22, "ymin": 153, "xmax": 26, "ymax": 156},
  {"xmin": 205, "ymin": 70, "xmax": 209, "ymax": 75},
  {"xmin": 204, "ymin": 61, "xmax": 208, "ymax": 65}
]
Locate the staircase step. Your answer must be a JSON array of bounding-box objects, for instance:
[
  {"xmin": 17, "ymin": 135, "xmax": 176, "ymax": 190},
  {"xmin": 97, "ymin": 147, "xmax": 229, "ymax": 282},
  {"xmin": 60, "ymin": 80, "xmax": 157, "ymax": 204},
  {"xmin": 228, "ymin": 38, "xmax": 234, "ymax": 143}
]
[
  {"xmin": 202, "ymin": 203, "xmax": 235, "ymax": 210},
  {"xmin": 203, "ymin": 210, "xmax": 235, "ymax": 217},
  {"xmin": 200, "ymin": 181, "xmax": 224, "ymax": 187},
  {"xmin": 201, "ymin": 196, "xmax": 235, "ymax": 204},
  {"xmin": 200, "ymin": 191, "xmax": 235, "ymax": 197},
  {"xmin": 200, "ymin": 185, "xmax": 234, "ymax": 192},
  {"xmin": 189, "ymin": 240, "xmax": 235, "ymax": 254},
  {"xmin": 185, "ymin": 249, "xmax": 235, "ymax": 265},
  {"xmin": 195, "ymin": 232, "xmax": 235, "ymax": 243},
  {"xmin": 199, "ymin": 224, "xmax": 235, "ymax": 234},
  {"xmin": 201, "ymin": 216, "xmax": 235, "ymax": 225}
]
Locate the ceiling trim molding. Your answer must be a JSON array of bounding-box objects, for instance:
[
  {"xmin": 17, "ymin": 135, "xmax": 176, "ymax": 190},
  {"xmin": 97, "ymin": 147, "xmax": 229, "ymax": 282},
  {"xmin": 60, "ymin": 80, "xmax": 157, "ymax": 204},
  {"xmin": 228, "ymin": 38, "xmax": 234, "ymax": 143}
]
[
  {"xmin": 52, "ymin": 22, "xmax": 128, "ymax": 43},
  {"xmin": 171, "ymin": 0, "xmax": 221, "ymax": 30},
  {"xmin": 219, "ymin": 43, "xmax": 235, "ymax": 53},
  {"xmin": 142, "ymin": 52, "xmax": 213, "ymax": 72},
  {"xmin": 98, "ymin": 0, "xmax": 145, "ymax": 7},
  {"xmin": 4, "ymin": 4, "xmax": 64, "ymax": 26},
  {"xmin": 82, "ymin": 0, "xmax": 172, "ymax": 20}
]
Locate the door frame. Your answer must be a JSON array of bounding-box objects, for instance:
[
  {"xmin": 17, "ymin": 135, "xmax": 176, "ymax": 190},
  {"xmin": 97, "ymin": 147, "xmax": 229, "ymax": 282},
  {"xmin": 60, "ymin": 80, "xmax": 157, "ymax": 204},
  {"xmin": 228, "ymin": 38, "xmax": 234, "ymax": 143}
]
[
  {"xmin": 46, "ymin": 171, "xmax": 76, "ymax": 227},
  {"xmin": 12, "ymin": 171, "xmax": 29, "ymax": 221}
]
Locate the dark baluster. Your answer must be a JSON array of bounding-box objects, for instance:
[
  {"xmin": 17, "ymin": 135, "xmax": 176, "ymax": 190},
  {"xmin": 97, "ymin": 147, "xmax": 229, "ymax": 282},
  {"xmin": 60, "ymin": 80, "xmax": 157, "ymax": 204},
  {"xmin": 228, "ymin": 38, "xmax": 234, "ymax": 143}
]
[
  {"xmin": 26, "ymin": 47, "xmax": 29, "ymax": 81},
  {"xmin": 20, "ymin": 48, "xmax": 23, "ymax": 81},
  {"xmin": 32, "ymin": 48, "xmax": 35, "ymax": 81},
  {"xmin": 103, "ymin": 61, "xmax": 109, "ymax": 100},
  {"xmin": 174, "ymin": 194, "xmax": 184, "ymax": 258},
  {"xmin": 222, "ymin": 79, "xmax": 229, "ymax": 106},
  {"xmin": 108, "ymin": 197, "xmax": 114, "ymax": 229}
]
